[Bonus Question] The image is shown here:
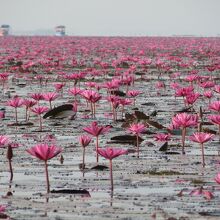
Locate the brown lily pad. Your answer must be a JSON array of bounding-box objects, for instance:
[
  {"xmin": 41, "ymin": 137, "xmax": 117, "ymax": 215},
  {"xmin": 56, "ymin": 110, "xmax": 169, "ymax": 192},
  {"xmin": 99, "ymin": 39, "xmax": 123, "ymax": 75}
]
[
  {"xmin": 134, "ymin": 110, "xmax": 149, "ymax": 120},
  {"xmin": 159, "ymin": 142, "xmax": 168, "ymax": 151},
  {"xmin": 43, "ymin": 104, "xmax": 74, "ymax": 119},
  {"xmin": 90, "ymin": 165, "xmax": 109, "ymax": 171},
  {"xmin": 51, "ymin": 189, "xmax": 90, "ymax": 195},
  {"xmin": 109, "ymin": 135, "xmax": 143, "ymax": 145},
  {"xmin": 110, "ymin": 90, "xmax": 126, "ymax": 97},
  {"xmin": 0, "ymin": 213, "xmax": 8, "ymax": 219},
  {"xmin": 146, "ymin": 119, "xmax": 166, "ymax": 129},
  {"xmin": 202, "ymin": 127, "xmax": 217, "ymax": 134}
]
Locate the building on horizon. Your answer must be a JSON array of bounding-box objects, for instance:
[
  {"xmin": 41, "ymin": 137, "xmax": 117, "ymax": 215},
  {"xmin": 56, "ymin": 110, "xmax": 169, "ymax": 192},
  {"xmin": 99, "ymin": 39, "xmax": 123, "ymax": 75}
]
[
  {"xmin": 0, "ymin": 24, "xmax": 11, "ymax": 36},
  {"xmin": 55, "ymin": 25, "xmax": 66, "ymax": 36}
]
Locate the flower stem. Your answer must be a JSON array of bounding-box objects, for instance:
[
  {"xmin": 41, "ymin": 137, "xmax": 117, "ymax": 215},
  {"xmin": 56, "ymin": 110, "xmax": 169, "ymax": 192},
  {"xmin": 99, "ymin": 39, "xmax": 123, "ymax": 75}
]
[
  {"xmin": 7, "ymin": 145, "xmax": 13, "ymax": 182},
  {"xmin": 136, "ymin": 134, "xmax": 139, "ymax": 158},
  {"xmin": 219, "ymin": 125, "xmax": 220, "ymax": 142},
  {"xmin": 96, "ymin": 136, "xmax": 99, "ymax": 164},
  {"xmin": 110, "ymin": 159, "xmax": 113, "ymax": 192},
  {"xmin": 181, "ymin": 127, "xmax": 186, "ymax": 154},
  {"xmin": 15, "ymin": 107, "xmax": 18, "ymax": 124},
  {"xmin": 44, "ymin": 161, "xmax": 50, "ymax": 194},
  {"xmin": 201, "ymin": 143, "xmax": 205, "ymax": 167},
  {"xmin": 8, "ymin": 159, "xmax": 13, "ymax": 182},
  {"xmin": 82, "ymin": 147, "xmax": 85, "ymax": 170},
  {"xmin": 25, "ymin": 107, "xmax": 28, "ymax": 121},
  {"xmin": 39, "ymin": 115, "xmax": 42, "ymax": 131}
]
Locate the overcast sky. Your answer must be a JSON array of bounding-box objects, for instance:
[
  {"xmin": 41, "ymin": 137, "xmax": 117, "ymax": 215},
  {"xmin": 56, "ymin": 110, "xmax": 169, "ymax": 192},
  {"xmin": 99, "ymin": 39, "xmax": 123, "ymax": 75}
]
[{"xmin": 0, "ymin": 0, "xmax": 219, "ymax": 36}]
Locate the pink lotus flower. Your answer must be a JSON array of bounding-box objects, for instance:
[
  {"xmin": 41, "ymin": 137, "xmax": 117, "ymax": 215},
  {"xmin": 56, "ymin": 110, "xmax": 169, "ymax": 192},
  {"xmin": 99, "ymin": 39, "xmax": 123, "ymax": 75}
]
[
  {"xmin": 172, "ymin": 113, "xmax": 198, "ymax": 154},
  {"xmin": 154, "ymin": 133, "xmax": 171, "ymax": 142},
  {"xmin": 185, "ymin": 74, "xmax": 199, "ymax": 83},
  {"xmin": 208, "ymin": 115, "xmax": 220, "ymax": 140},
  {"xmin": 69, "ymin": 87, "xmax": 81, "ymax": 96},
  {"xmin": 0, "ymin": 205, "xmax": 6, "ymax": 213},
  {"xmin": 189, "ymin": 132, "xmax": 214, "ymax": 144},
  {"xmin": 7, "ymin": 97, "xmax": 23, "ymax": 124},
  {"xmin": 127, "ymin": 90, "xmax": 141, "ymax": 105},
  {"xmin": 98, "ymin": 147, "xmax": 127, "ymax": 191},
  {"xmin": 175, "ymin": 86, "xmax": 194, "ymax": 97},
  {"xmin": 83, "ymin": 122, "xmax": 111, "ymax": 163},
  {"xmin": 54, "ymin": 82, "xmax": 65, "ymax": 91},
  {"xmin": 209, "ymin": 115, "xmax": 220, "ymax": 125},
  {"xmin": 23, "ymin": 99, "xmax": 37, "ymax": 121},
  {"xmin": 215, "ymin": 173, "xmax": 220, "ymax": 184},
  {"xmin": 203, "ymin": 90, "xmax": 213, "ymax": 104},
  {"xmin": 214, "ymin": 85, "xmax": 220, "ymax": 94},
  {"xmin": 155, "ymin": 81, "xmax": 165, "ymax": 90},
  {"xmin": 98, "ymin": 147, "xmax": 128, "ymax": 160},
  {"xmin": 107, "ymin": 95, "xmax": 120, "ymax": 122},
  {"xmin": 0, "ymin": 111, "xmax": 5, "ymax": 119},
  {"xmin": 27, "ymin": 144, "xmax": 62, "ymax": 193},
  {"xmin": 0, "ymin": 135, "xmax": 19, "ymax": 182},
  {"xmin": 0, "ymin": 135, "xmax": 10, "ymax": 146},
  {"xmin": 189, "ymin": 132, "xmax": 214, "ymax": 167},
  {"xmin": 43, "ymin": 92, "xmax": 59, "ymax": 109},
  {"xmin": 79, "ymin": 135, "xmax": 92, "ymax": 173},
  {"xmin": 27, "ymin": 144, "xmax": 62, "ymax": 161},
  {"xmin": 30, "ymin": 93, "xmax": 43, "ymax": 102},
  {"xmin": 31, "ymin": 106, "xmax": 49, "ymax": 131},
  {"xmin": 185, "ymin": 93, "xmax": 200, "ymax": 106},
  {"xmin": 190, "ymin": 187, "xmax": 214, "ymax": 200},
  {"xmin": 119, "ymin": 98, "xmax": 132, "ymax": 119},
  {"xmin": 79, "ymin": 135, "xmax": 92, "ymax": 148},
  {"xmin": 170, "ymin": 82, "xmax": 180, "ymax": 90},
  {"xmin": 128, "ymin": 123, "xmax": 147, "ymax": 135},
  {"xmin": 199, "ymin": 81, "xmax": 215, "ymax": 89},
  {"xmin": 209, "ymin": 101, "xmax": 220, "ymax": 113},
  {"xmin": 128, "ymin": 123, "xmax": 147, "ymax": 158},
  {"xmin": 81, "ymin": 90, "xmax": 102, "ymax": 117},
  {"xmin": 203, "ymin": 90, "xmax": 213, "ymax": 99}
]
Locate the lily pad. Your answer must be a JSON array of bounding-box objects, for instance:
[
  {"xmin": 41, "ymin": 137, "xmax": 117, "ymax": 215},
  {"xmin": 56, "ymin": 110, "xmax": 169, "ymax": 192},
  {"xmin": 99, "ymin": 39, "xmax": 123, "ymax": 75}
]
[{"xmin": 43, "ymin": 104, "xmax": 74, "ymax": 119}]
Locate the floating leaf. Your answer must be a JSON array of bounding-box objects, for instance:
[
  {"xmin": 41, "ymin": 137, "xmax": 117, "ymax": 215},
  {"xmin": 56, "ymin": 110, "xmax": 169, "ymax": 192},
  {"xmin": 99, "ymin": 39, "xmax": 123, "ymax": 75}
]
[
  {"xmin": 202, "ymin": 127, "xmax": 217, "ymax": 134},
  {"xmin": 159, "ymin": 142, "xmax": 168, "ymax": 151},
  {"xmin": 51, "ymin": 189, "xmax": 90, "ymax": 195},
  {"xmin": 43, "ymin": 104, "xmax": 74, "ymax": 119},
  {"xmin": 110, "ymin": 90, "xmax": 126, "ymax": 97},
  {"xmin": 109, "ymin": 135, "xmax": 143, "ymax": 145},
  {"xmin": 134, "ymin": 110, "xmax": 149, "ymax": 120},
  {"xmin": 90, "ymin": 165, "xmax": 108, "ymax": 171},
  {"xmin": 146, "ymin": 119, "xmax": 166, "ymax": 129}
]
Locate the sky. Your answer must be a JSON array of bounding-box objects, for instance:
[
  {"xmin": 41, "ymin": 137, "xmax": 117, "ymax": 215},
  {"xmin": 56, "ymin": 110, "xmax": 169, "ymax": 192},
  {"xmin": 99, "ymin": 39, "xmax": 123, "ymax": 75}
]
[{"xmin": 0, "ymin": 0, "xmax": 219, "ymax": 36}]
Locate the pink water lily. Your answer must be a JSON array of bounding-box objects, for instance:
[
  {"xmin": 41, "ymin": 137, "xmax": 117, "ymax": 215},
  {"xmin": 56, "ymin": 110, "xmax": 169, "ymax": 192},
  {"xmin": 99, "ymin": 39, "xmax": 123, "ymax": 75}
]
[
  {"xmin": 79, "ymin": 135, "xmax": 92, "ymax": 172},
  {"xmin": 0, "ymin": 205, "xmax": 6, "ymax": 213},
  {"xmin": 172, "ymin": 113, "xmax": 198, "ymax": 154},
  {"xmin": 43, "ymin": 92, "xmax": 59, "ymax": 109},
  {"xmin": 7, "ymin": 97, "xmax": 23, "ymax": 124},
  {"xmin": 98, "ymin": 147, "xmax": 127, "ymax": 192},
  {"xmin": 209, "ymin": 101, "xmax": 220, "ymax": 113},
  {"xmin": 27, "ymin": 144, "xmax": 62, "ymax": 194},
  {"xmin": 30, "ymin": 93, "xmax": 43, "ymax": 103},
  {"xmin": 215, "ymin": 173, "xmax": 220, "ymax": 184},
  {"xmin": 128, "ymin": 123, "xmax": 147, "ymax": 158},
  {"xmin": 154, "ymin": 133, "xmax": 171, "ymax": 142},
  {"xmin": 127, "ymin": 90, "xmax": 141, "ymax": 105},
  {"xmin": 208, "ymin": 115, "xmax": 220, "ymax": 140},
  {"xmin": 189, "ymin": 132, "xmax": 214, "ymax": 167},
  {"xmin": 23, "ymin": 99, "xmax": 37, "ymax": 121},
  {"xmin": 83, "ymin": 122, "xmax": 111, "ymax": 163},
  {"xmin": 190, "ymin": 187, "xmax": 214, "ymax": 200},
  {"xmin": 0, "ymin": 135, "xmax": 19, "ymax": 182},
  {"xmin": 31, "ymin": 106, "xmax": 49, "ymax": 131}
]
